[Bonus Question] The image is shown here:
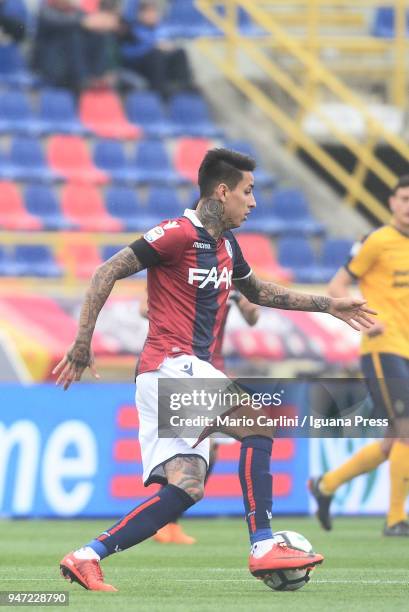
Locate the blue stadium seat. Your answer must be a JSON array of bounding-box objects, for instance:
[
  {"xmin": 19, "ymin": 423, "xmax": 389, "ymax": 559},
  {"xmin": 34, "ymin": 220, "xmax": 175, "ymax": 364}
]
[
  {"xmin": 133, "ymin": 140, "xmax": 181, "ymax": 184},
  {"xmin": 126, "ymin": 91, "xmax": 175, "ymax": 137},
  {"xmin": 105, "ymin": 187, "xmax": 158, "ymax": 231},
  {"xmin": 0, "ymin": 91, "xmax": 44, "ymax": 135},
  {"xmin": 224, "ymin": 139, "xmax": 277, "ymax": 187},
  {"xmin": 25, "ymin": 184, "xmax": 76, "ymax": 230},
  {"xmin": 13, "ymin": 245, "xmax": 62, "ymax": 277},
  {"xmin": 169, "ymin": 93, "xmax": 222, "ymax": 138},
  {"xmin": 0, "ymin": 245, "xmax": 19, "ymax": 276},
  {"xmin": 0, "ymin": 44, "xmax": 38, "ymax": 88},
  {"xmin": 93, "ymin": 140, "xmax": 136, "ymax": 184},
  {"xmin": 271, "ymin": 188, "xmax": 325, "ymax": 236},
  {"xmin": 147, "ymin": 186, "xmax": 183, "ymax": 218},
  {"xmin": 319, "ymin": 238, "xmax": 354, "ymax": 280},
  {"xmin": 277, "ymin": 237, "xmax": 328, "ymax": 283},
  {"xmin": 38, "ymin": 89, "xmax": 86, "ymax": 135},
  {"xmin": 240, "ymin": 190, "xmax": 286, "ymax": 233},
  {"xmin": 158, "ymin": 0, "xmax": 220, "ymax": 38},
  {"xmin": 372, "ymin": 7, "xmax": 409, "ymax": 38},
  {"xmin": 2, "ymin": 137, "xmax": 58, "ymax": 183}
]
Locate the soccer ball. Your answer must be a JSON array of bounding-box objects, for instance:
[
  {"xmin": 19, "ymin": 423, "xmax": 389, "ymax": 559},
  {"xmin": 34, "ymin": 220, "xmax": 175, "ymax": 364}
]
[{"xmin": 262, "ymin": 531, "xmax": 315, "ymax": 592}]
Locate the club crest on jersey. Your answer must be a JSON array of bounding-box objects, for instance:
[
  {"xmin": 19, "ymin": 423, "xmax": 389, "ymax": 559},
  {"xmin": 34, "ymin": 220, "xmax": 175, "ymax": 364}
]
[
  {"xmin": 225, "ymin": 239, "xmax": 233, "ymax": 258},
  {"xmin": 188, "ymin": 266, "xmax": 232, "ymax": 289},
  {"xmin": 144, "ymin": 226, "xmax": 165, "ymax": 242}
]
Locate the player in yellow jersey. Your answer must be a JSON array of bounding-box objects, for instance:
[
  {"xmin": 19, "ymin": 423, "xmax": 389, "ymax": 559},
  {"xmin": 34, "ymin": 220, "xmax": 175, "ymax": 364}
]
[{"xmin": 309, "ymin": 175, "xmax": 409, "ymax": 536}]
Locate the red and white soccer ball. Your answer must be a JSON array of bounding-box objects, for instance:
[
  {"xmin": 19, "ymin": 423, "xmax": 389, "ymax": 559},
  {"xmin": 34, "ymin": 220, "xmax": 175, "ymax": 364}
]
[{"xmin": 263, "ymin": 531, "xmax": 316, "ymax": 592}]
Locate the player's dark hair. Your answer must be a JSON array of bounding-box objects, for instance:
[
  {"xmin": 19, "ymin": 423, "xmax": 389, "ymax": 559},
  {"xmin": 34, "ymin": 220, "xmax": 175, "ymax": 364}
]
[
  {"xmin": 392, "ymin": 175, "xmax": 409, "ymax": 194},
  {"xmin": 198, "ymin": 148, "xmax": 256, "ymax": 198}
]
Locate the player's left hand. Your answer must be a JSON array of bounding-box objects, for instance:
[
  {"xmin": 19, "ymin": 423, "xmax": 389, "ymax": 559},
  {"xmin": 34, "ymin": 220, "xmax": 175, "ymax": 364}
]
[
  {"xmin": 328, "ymin": 297, "xmax": 377, "ymax": 331},
  {"xmin": 52, "ymin": 342, "xmax": 100, "ymax": 391}
]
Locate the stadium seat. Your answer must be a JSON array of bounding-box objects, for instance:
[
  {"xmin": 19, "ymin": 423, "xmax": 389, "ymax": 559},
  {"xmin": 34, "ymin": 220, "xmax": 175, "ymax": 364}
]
[
  {"xmin": 126, "ymin": 91, "xmax": 175, "ymax": 137},
  {"xmin": 61, "ymin": 184, "xmax": 123, "ymax": 231},
  {"xmin": 236, "ymin": 233, "xmax": 292, "ymax": 282},
  {"xmin": 133, "ymin": 140, "xmax": 182, "ymax": 184},
  {"xmin": 0, "ymin": 245, "xmax": 19, "ymax": 276},
  {"xmin": 79, "ymin": 89, "xmax": 141, "ymax": 139},
  {"xmin": 13, "ymin": 245, "xmax": 62, "ymax": 277},
  {"xmin": 93, "ymin": 140, "xmax": 136, "ymax": 184},
  {"xmin": 158, "ymin": 0, "xmax": 220, "ymax": 38},
  {"xmin": 147, "ymin": 186, "xmax": 183, "ymax": 218},
  {"xmin": 271, "ymin": 188, "xmax": 325, "ymax": 236},
  {"xmin": 38, "ymin": 88, "xmax": 86, "ymax": 135},
  {"xmin": 0, "ymin": 44, "xmax": 37, "ymax": 88},
  {"xmin": 372, "ymin": 7, "xmax": 409, "ymax": 38},
  {"xmin": 105, "ymin": 187, "xmax": 158, "ymax": 231},
  {"xmin": 174, "ymin": 138, "xmax": 212, "ymax": 184},
  {"xmin": 241, "ymin": 190, "xmax": 286, "ymax": 233},
  {"xmin": 48, "ymin": 135, "xmax": 109, "ymax": 184},
  {"xmin": 0, "ymin": 91, "xmax": 44, "ymax": 136},
  {"xmin": 319, "ymin": 238, "xmax": 354, "ymax": 281},
  {"xmin": 169, "ymin": 93, "xmax": 222, "ymax": 138},
  {"xmin": 25, "ymin": 184, "xmax": 77, "ymax": 230},
  {"xmin": 1, "ymin": 137, "xmax": 59, "ymax": 183},
  {"xmin": 224, "ymin": 139, "xmax": 276, "ymax": 187},
  {"xmin": 0, "ymin": 181, "xmax": 42, "ymax": 230},
  {"xmin": 277, "ymin": 237, "xmax": 328, "ymax": 283},
  {"xmin": 58, "ymin": 242, "xmax": 102, "ymax": 280}
]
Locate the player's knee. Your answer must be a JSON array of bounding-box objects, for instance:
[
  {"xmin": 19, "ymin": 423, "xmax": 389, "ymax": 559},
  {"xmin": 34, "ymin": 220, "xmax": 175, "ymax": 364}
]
[
  {"xmin": 181, "ymin": 481, "xmax": 205, "ymax": 503},
  {"xmin": 165, "ymin": 455, "xmax": 206, "ymax": 502}
]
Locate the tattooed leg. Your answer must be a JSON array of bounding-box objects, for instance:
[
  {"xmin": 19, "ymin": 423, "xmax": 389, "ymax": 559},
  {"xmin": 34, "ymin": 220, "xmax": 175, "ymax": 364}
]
[{"xmin": 164, "ymin": 455, "xmax": 207, "ymax": 502}]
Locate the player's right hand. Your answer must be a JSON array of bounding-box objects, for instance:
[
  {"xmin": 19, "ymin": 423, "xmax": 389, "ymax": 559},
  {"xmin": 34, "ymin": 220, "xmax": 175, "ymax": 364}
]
[{"xmin": 52, "ymin": 342, "xmax": 100, "ymax": 391}]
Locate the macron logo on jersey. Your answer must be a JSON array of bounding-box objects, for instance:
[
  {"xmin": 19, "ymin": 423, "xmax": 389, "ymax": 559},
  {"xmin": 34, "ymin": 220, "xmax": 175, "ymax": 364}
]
[
  {"xmin": 188, "ymin": 267, "xmax": 232, "ymax": 289},
  {"xmin": 193, "ymin": 241, "xmax": 211, "ymax": 250}
]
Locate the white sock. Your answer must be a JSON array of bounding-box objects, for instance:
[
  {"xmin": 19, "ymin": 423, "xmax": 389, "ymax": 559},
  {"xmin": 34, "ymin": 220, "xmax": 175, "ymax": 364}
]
[
  {"xmin": 250, "ymin": 538, "xmax": 276, "ymax": 558},
  {"xmin": 73, "ymin": 546, "xmax": 100, "ymax": 561}
]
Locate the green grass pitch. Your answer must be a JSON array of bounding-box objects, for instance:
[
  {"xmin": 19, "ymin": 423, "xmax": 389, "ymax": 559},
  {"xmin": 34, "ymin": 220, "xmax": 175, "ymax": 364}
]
[{"xmin": 0, "ymin": 517, "xmax": 407, "ymax": 611}]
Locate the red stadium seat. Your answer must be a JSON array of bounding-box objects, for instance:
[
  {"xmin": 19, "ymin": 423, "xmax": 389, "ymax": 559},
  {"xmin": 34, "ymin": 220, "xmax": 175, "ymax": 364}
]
[
  {"xmin": 174, "ymin": 137, "xmax": 212, "ymax": 183},
  {"xmin": 237, "ymin": 233, "xmax": 293, "ymax": 282},
  {"xmin": 61, "ymin": 183, "xmax": 123, "ymax": 231},
  {"xmin": 58, "ymin": 242, "xmax": 102, "ymax": 280},
  {"xmin": 80, "ymin": 0, "xmax": 101, "ymax": 11},
  {"xmin": 0, "ymin": 181, "xmax": 42, "ymax": 230},
  {"xmin": 47, "ymin": 135, "xmax": 109, "ymax": 184},
  {"xmin": 80, "ymin": 90, "xmax": 142, "ymax": 139}
]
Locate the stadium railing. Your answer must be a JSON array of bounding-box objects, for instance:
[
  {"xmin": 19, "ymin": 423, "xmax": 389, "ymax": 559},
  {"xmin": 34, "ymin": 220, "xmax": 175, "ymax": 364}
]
[{"xmin": 195, "ymin": 0, "xmax": 409, "ymax": 223}]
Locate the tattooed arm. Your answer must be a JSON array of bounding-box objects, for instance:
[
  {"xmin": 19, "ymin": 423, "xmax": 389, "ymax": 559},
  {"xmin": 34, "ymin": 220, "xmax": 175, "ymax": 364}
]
[
  {"xmin": 53, "ymin": 247, "xmax": 144, "ymax": 389},
  {"xmin": 234, "ymin": 272, "xmax": 376, "ymax": 330}
]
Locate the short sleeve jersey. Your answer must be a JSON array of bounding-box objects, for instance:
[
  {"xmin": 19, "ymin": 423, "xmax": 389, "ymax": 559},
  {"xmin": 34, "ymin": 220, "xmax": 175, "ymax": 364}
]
[
  {"xmin": 345, "ymin": 225, "xmax": 409, "ymax": 358},
  {"xmin": 137, "ymin": 209, "xmax": 251, "ymax": 373}
]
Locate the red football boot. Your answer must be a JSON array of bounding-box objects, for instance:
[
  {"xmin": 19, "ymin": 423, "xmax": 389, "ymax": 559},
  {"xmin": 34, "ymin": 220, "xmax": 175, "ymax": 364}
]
[
  {"xmin": 60, "ymin": 552, "xmax": 117, "ymax": 592},
  {"xmin": 249, "ymin": 542, "xmax": 324, "ymax": 578}
]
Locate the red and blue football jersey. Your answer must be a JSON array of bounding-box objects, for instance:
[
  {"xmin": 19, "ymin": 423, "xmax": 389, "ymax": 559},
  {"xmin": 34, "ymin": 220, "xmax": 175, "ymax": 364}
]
[{"xmin": 138, "ymin": 209, "xmax": 251, "ymax": 373}]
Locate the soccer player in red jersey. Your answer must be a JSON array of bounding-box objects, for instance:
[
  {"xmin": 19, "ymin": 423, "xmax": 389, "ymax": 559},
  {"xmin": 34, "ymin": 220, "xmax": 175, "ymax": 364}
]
[
  {"xmin": 54, "ymin": 148, "xmax": 375, "ymax": 591},
  {"xmin": 140, "ymin": 288, "xmax": 259, "ymax": 544}
]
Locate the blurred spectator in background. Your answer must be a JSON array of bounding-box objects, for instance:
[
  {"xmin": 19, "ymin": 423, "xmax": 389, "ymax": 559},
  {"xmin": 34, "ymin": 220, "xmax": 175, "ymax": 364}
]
[
  {"xmin": 120, "ymin": 0, "xmax": 196, "ymax": 99},
  {"xmin": 32, "ymin": 0, "xmax": 120, "ymax": 92},
  {"xmin": 0, "ymin": 0, "xmax": 27, "ymax": 42}
]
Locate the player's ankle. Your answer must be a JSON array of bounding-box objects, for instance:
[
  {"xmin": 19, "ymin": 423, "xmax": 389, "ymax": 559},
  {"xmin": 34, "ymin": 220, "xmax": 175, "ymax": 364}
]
[
  {"xmin": 250, "ymin": 538, "xmax": 275, "ymax": 558},
  {"xmin": 73, "ymin": 546, "xmax": 101, "ymax": 561},
  {"xmin": 319, "ymin": 476, "xmax": 334, "ymax": 496}
]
